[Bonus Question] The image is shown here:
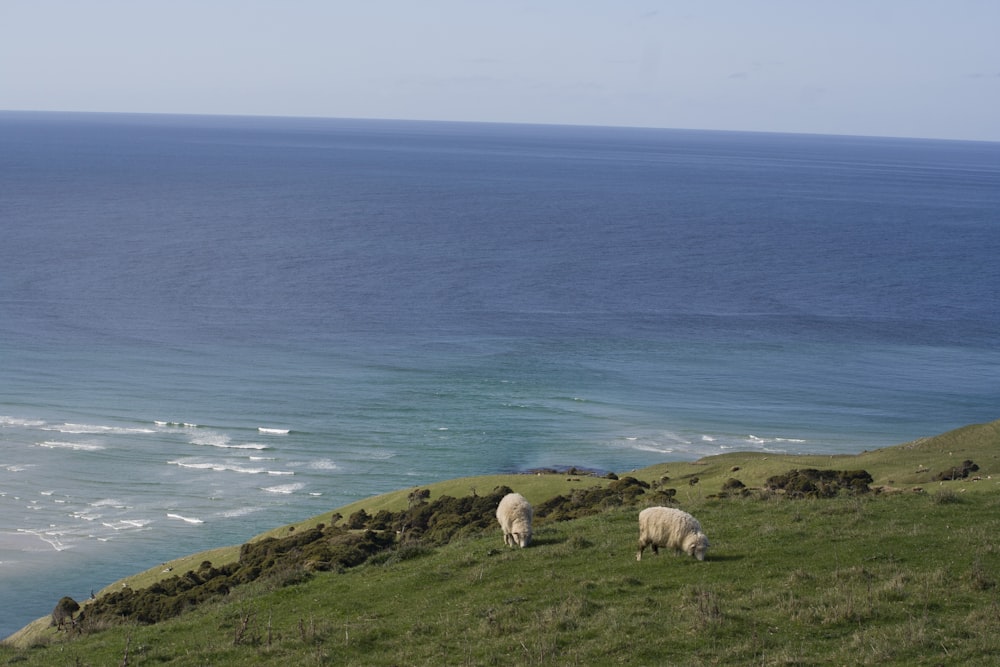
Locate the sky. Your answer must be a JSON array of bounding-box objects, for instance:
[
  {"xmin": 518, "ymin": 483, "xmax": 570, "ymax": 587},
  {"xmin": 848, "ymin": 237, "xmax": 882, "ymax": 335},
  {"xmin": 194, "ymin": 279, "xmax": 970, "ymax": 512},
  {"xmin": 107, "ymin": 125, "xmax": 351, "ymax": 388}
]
[{"xmin": 2, "ymin": 1, "xmax": 998, "ymax": 141}]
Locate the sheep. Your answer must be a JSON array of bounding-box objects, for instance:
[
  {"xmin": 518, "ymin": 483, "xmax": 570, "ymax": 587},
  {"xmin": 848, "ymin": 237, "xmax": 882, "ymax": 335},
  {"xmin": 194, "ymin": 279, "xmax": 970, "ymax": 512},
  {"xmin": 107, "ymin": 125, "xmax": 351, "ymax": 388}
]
[
  {"xmin": 51, "ymin": 596, "xmax": 80, "ymax": 630},
  {"xmin": 496, "ymin": 492, "xmax": 533, "ymax": 548},
  {"xmin": 636, "ymin": 506, "xmax": 709, "ymax": 561}
]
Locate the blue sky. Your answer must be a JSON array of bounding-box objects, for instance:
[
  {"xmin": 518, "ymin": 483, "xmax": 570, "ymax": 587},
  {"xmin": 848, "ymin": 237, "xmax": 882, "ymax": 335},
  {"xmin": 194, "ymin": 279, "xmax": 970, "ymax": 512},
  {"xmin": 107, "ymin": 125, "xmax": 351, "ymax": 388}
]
[{"xmin": 2, "ymin": 1, "xmax": 998, "ymax": 141}]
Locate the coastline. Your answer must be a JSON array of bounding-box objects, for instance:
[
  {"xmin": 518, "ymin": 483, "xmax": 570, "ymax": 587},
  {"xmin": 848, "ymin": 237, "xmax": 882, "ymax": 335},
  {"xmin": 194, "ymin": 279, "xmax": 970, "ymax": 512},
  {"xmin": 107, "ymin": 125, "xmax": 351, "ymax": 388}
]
[{"xmin": 5, "ymin": 418, "xmax": 997, "ymax": 647}]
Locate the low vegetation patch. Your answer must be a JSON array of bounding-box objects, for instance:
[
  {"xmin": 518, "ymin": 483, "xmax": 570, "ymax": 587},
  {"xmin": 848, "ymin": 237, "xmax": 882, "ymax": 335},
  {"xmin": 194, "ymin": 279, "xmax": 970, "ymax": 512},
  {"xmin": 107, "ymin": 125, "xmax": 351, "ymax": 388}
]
[
  {"xmin": 533, "ymin": 476, "xmax": 672, "ymax": 521},
  {"xmin": 764, "ymin": 468, "xmax": 873, "ymax": 498},
  {"xmin": 346, "ymin": 485, "xmax": 514, "ymax": 544}
]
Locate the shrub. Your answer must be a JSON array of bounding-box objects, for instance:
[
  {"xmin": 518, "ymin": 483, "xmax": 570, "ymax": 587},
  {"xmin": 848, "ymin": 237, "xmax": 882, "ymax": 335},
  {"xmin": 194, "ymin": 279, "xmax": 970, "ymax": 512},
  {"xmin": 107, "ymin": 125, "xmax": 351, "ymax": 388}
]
[
  {"xmin": 933, "ymin": 460, "xmax": 979, "ymax": 481},
  {"xmin": 766, "ymin": 469, "xmax": 873, "ymax": 498},
  {"xmin": 535, "ymin": 477, "xmax": 652, "ymax": 521},
  {"xmin": 346, "ymin": 509, "xmax": 371, "ymax": 529},
  {"xmin": 720, "ymin": 478, "xmax": 748, "ymax": 497}
]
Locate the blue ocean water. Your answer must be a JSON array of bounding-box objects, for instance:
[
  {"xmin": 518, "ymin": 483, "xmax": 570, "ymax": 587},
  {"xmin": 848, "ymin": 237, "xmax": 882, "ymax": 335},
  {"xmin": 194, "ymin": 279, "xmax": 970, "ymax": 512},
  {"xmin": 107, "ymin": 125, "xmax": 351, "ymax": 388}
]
[{"xmin": 1, "ymin": 111, "xmax": 998, "ymax": 635}]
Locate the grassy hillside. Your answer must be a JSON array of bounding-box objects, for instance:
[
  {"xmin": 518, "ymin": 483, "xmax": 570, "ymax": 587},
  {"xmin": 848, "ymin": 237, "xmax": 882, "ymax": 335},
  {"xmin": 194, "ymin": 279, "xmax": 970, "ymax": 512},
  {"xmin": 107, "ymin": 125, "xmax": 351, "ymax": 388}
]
[{"xmin": 3, "ymin": 420, "xmax": 998, "ymax": 665}]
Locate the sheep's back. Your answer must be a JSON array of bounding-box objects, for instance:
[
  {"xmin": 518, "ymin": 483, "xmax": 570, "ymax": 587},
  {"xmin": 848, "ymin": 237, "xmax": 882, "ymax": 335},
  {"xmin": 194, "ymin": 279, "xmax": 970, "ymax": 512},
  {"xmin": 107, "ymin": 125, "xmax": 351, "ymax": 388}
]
[
  {"xmin": 638, "ymin": 506, "xmax": 701, "ymax": 546},
  {"xmin": 496, "ymin": 492, "xmax": 533, "ymax": 529}
]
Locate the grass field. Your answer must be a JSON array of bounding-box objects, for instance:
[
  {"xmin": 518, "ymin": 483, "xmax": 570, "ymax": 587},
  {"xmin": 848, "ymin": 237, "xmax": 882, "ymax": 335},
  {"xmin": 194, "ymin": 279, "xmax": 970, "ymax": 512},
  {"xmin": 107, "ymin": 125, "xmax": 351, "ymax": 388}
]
[{"xmin": 3, "ymin": 419, "xmax": 998, "ymax": 665}]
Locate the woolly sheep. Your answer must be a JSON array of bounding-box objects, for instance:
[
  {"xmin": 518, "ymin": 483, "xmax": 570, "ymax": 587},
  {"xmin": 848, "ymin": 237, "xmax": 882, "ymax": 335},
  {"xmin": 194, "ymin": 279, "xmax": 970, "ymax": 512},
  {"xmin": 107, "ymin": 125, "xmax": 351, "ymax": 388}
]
[
  {"xmin": 496, "ymin": 492, "xmax": 533, "ymax": 548},
  {"xmin": 636, "ymin": 506, "xmax": 709, "ymax": 561}
]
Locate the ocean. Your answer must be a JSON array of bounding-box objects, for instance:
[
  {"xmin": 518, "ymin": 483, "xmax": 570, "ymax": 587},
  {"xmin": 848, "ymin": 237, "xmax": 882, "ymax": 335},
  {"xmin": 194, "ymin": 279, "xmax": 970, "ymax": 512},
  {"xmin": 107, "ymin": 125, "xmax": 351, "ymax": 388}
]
[{"xmin": 1, "ymin": 111, "xmax": 998, "ymax": 636}]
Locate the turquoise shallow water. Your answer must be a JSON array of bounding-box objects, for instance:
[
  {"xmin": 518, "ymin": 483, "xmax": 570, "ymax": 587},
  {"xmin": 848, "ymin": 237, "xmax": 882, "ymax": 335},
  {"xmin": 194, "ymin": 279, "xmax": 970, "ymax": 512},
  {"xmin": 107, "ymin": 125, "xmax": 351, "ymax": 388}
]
[{"xmin": 1, "ymin": 112, "xmax": 998, "ymax": 635}]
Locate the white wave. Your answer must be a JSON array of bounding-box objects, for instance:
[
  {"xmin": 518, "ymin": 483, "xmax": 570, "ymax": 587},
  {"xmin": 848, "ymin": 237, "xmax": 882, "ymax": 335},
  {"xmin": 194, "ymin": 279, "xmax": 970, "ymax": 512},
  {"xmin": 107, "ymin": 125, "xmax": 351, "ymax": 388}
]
[
  {"xmin": 101, "ymin": 519, "xmax": 151, "ymax": 531},
  {"xmin": 701, "ymin": 435, "xmax": 717, "ymax": 442},
  {"xmin": 309, "ymin": 459, "xmax": 338, "ymax": 471},
  {"xmin": 170, "ymin": 460, "xmax": 266, "ymax": 474},
  {"xmin": 217, "ymin": 506, "xmax": 264, "ymax": 519},
  {"xmin": 262, "ymin": 482, "xmax": 304, "ymax": 494},
  {"xmin": 258, "ymin": 427, "xmax": 290, "ymax": 435},
  {"xmin": 155, "ymin": 421, "xmax": 198, "ymax": 427},
  {"xmin": 190, "ymin": 433, "xmax": 231, "ymax": 447},
  {"xmin": 36, "ymin": 440, "xmax": 105, "ymax": 452},
  {"xmin": 167, "ymin": 513, "xmax": 204, "ymax": 524},
  {"xmin": 47, "ymin": 423, "xmax": 155, "ymax": 435},
  {"xmin": 1, "ymin": 416, "xmax": 46, "ymax": 428},
  {"xmin": 90, "ymin": 498, "xmax": 130, "ymax": 509},
  {"xmin": 616, "ymin": 430, "xmax": 692, "ymax": 454},
  {"xmin": 192, "ymin": 438, "xmax": 268, "ymax": 451},
  {"xmin": 745, "ymin": 434, "xmax": 806, "ymax": 446},
  {"xmin": 16, "ymin": 529, "xmax": 70, "ymax": 551},
  {"xmin": 249, "ymin": 456, "xmax": 276, "ymax": 461},
  {"xmin": 4, "ymin": 465, "xmax": 33, "ymax": 472},
  {"xmin": 169, "ymin": 459, "xmax": 293, "ymax": 476},
  {"xmin": 629, "ymin": 442, "xmax": 676, "ymax": 454}
]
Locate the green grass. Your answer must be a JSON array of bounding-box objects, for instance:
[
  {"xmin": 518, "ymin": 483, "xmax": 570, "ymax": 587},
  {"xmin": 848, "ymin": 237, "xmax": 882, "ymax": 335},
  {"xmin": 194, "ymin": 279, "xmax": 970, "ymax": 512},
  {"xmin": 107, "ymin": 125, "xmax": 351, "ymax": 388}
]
[{"xmin": 3, "ymin": 420, "xmax": 999, "ymax": 666}]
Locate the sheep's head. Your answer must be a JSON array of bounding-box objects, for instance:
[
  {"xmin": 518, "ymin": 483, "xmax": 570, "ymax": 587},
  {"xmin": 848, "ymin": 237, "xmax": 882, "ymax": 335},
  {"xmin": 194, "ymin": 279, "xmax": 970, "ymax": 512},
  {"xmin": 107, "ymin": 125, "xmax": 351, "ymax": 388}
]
[
  {"xmin": 513, "ymin": 529, "xmax": 532, "ymax": 548},
  {"xmin": 686, "ymin": 532, "xmax": 709, "ymax": 561}
]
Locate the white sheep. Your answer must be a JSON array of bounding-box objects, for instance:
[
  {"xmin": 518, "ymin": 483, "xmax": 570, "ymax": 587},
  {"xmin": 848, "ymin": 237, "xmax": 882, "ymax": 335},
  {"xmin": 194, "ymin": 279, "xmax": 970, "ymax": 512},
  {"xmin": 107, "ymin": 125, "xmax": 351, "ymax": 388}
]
[
  {"xmin": 636, "ymin": 506, "xmax": 709, "ymax": 561},
  {"xmin": 496, "ymin": 492, "xmax": 533, "ymax": 548}
]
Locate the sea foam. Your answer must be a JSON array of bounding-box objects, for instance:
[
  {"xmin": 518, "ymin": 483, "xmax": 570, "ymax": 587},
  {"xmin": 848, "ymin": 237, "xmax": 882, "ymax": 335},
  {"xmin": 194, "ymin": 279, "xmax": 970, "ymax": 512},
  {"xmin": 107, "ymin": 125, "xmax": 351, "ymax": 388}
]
[
  {"xmin": 101, "ymin": 519, "xmax": 151, "ymax": 531},
  {"xmin": 170, "ymin": 459, "xmax": 293, "ymax": 476},
  {"xmin": 48, "ymin": 423, "xmax": 156, "ymax": 435},
  {"xmin": 36, "ymin": 440, "xmax": 105, "ymax": 452},
  {"xmin": 262, "ymin": 482, "xmax": 304, "ymax": 494}
]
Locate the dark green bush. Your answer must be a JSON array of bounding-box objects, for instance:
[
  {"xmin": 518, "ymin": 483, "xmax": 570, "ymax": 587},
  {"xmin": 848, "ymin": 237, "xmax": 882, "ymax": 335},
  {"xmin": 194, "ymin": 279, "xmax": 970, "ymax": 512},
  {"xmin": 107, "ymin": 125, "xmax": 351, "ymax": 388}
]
[
  {"xmin": 933, "ymin": 460, "xmax": 979, "ymax": 481},
  {"xmin": 765, "ymin": 469, "xmax": 873, "ymax": 498},
  {"xmin": 347, "ymin": 509, "xmax": 371, "ymax": 529},
  {"xmin": 720, "ymin": 478, "xmax": 748, "ymax": 498},
  {"xmin": 534, "ymin": 477, "xmax": 653, "ymax": 521}
]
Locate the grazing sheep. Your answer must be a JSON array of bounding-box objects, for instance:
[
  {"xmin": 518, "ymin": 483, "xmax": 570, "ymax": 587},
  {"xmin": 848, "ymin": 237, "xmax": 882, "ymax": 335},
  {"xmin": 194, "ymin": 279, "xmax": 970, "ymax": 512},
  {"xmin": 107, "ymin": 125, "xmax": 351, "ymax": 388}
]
[
  {"xmin": 51, "ymin": 596, "xmax": 80, "ymax": 630},
  {"xmin": 496, "ymin": 492, "xmax": 533, "ymax": 548},
  {"xmin": 636, "ymin": 506, "xmax": 709, "ymax": 561}
]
